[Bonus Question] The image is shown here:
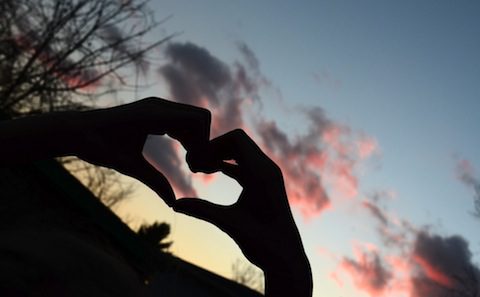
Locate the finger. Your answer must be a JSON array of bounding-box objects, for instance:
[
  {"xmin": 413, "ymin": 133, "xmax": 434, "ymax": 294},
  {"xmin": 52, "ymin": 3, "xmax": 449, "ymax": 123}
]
[
  {"xmin": 209, "ymin": 129, "xmax": 267, "ymax": 166},
  {"xmin": 206, "ymin": 129, "xmax": 275, "ymax": 186},
  {"xmin": 218, "ymin": 161, "xmax": 246, "ymax": 186},
  {"xmin": 137, "ymin": 98, "xmax": 211, "ymax": 150},
  {"xmin": 165, "ymin": 105, "xmax": 211, "ymax": 151},
  {"xmin": 185, "ymin": 147, "xmax": 223, "ymax": 173},
  {"xmin": 124, "ymin": 157, "xmax": 176, "ymax": 206},
  {"xmin": 173, "ymin": 198, "xmax": 226, "ymax": 227},
  {"xmin": 185, "ymin": 129, "xmax": 258, "ymax": 174}
]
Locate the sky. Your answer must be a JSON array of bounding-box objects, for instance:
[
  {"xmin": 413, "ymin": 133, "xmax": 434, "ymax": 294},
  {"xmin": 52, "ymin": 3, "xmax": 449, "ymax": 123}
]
[{"xmin": 110, "ymin": 1, "xmax": 480, "ymax": 296}]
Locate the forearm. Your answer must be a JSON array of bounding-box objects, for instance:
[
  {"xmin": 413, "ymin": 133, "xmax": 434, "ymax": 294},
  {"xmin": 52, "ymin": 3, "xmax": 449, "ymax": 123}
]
[
  {"xmin": 259, "ymin": 214, "xmax": 313, "ymax": 297},
  {"xmin": 263, "ymin": 252, "xmax": 313, "ymax": 297},
  {"xmin": 0, "ymin": 112, "xmax": 80, "ymax": 166}
]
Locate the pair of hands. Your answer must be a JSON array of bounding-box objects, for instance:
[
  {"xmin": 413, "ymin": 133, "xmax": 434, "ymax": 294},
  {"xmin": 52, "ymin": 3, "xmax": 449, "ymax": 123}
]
[{"xmin": 73, "ymin": 98, "xmax": 311, "ymax": 291}]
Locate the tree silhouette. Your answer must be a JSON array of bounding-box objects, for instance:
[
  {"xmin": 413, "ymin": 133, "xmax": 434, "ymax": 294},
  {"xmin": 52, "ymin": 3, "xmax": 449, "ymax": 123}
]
[
  {"xmin": 0, "ymin": 0, "xmax": 172, "ymax": 207},
  {"xmin": 231, "ymin": 258, "xmax": 265, "ymax": 293},
  {"xmin": 137, "ymin": 221, "xmax": 172, "ymax": 251},
  {"xmin": 63, "ymin": 159, "xmax": 136, "ymax": 209}
]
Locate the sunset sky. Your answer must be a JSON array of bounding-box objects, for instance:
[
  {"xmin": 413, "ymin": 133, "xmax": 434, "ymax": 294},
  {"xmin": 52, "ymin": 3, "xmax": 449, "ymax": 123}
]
[{"xmin": 112, "ymin": 1, "xmax": 480, "ymax": 296}]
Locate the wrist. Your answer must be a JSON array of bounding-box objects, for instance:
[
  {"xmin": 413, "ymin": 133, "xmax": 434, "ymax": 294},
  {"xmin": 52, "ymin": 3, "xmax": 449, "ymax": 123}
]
[
  {"xmin": 51, "ymin": 111, "xmax": 87, "ymax": 157},
  {"xmin": 0, "ymin": 111, "xmax": 83, "ymax": 166},
  {"xmin": 263, "ymin": 252, "xmax": 312, "ymax": 297}
]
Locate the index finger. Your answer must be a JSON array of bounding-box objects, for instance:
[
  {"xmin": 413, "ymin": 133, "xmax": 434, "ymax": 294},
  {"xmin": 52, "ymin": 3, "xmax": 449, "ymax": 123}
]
[
  {"xmin": 186, "ymin": 129, "xmax": 279, "ymax": 181},
  {"xmin": 168, "ymin": 107, "xmax": 211, "ymax": 151}
]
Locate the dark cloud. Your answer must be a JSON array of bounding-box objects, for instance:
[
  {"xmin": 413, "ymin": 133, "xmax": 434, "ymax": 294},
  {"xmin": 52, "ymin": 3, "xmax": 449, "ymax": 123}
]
[
  {"xmin": 160, "ymin": 42, "xmax": 232, "ymax": 107},
  {"xmin": 154, "ymin": 42, "xmax": 258, "ymax": 196},
  {"xmin": 237, "ymin": 42, "xmax": 259, "ymax": 71},
  {"xmin": 456, "ymin": 159, "xmax": 480, "ymax": 217},
  {"xmin": 233, "ymin": 63, "xmax": 258, "ymax": 96},
  {"xmin": 410, "ymin": 231, "xmax": 480, "ymax": 297},
  {"xmin": 360, "ymin": 192, "xmax": 414, "ymax": 249},
  {"xmin": 342, "ymin": 186, "xmax": 480, "ymax": 297},
  {"xmin": 338, "ymin": 229, "xmax": 480, "ymax": 297},
  {"xmin": 159, "ymin": 42, "xmax": 259, "ymax": 136},
  {"xmin": 256, "ymin": 120, "xmax": 293, "ymax": 156},
  {"xmin": 165, "ymin": 42, "xmax": 232, "ymax": 91},
  {"xmin": 362, "ymin": 200, "xmax": 388, "ymax": 226},
  {"xmin": 358, "ymin": 190, "xmax": 417, "ymax": 251},
  {"xmin": 304, "ymin": 107, "xmax": 331, "ymax": 134},
  {"xmin": 159, "ymin": 65, "xmax": 200, "ymax": 104},
  {"xmin": 234, "ymin": 42, "xmax": 271, "ymax": 100},
  {"xmin": 100, "ymin": 25, "xmax": 125, "ymax": 50}
]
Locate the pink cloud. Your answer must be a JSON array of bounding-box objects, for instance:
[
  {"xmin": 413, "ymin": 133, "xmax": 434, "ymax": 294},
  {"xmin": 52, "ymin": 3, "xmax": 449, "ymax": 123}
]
[
  {"xmin": 319, "ymin": 126, "xmax": 379, "ymax": 201},
  {"xmin": 357, "ymin": 136, "xmax": 378, "ymax": 159},
  {"xmin": 337, "ymin": 246, "xmax": 392, "ymax": 297},
  {"xmin": 332, "ymin": 231, "xmax": 480, "ymax": 297},
  {"xmin": 329, "ymin": 159, "xmax": 358, "ymax": 198},
  {"xmin": 331, "ymin": 193, "xmax": 480, "ymax": 297}
]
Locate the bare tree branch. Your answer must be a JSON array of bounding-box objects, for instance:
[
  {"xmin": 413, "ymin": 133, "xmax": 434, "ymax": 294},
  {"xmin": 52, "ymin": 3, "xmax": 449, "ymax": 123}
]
[{"xmin": 231, "ymin": 259, "xmax": 265, "ymax": 294}]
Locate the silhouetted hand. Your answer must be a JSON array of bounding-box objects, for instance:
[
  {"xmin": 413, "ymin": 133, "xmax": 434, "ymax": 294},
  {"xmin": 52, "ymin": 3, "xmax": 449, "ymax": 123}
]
[
  {"xmin": 1, "ymin": 98, "xmax": 210, "ymax": 205},
  {"xmin": 69, "ymin": 98, "xmax": 211, "ymax": 206},
  {"xmin": 174, "ymin": 129, "xmax": 313, "ymax": 296}
]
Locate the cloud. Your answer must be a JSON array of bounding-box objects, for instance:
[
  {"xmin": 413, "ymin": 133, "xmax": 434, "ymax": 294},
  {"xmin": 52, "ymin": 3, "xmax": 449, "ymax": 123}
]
[
  {"xmin": 360, "ymin": 191, "xmax": 414, "ymax": 249},
  {"xmin": 255, "ymin": 116, "xmax": 331, "ymax": 217},
  {"xmin": 160, "ymin": 42, "xmax": 231, "ymax": 107},
  {"xmin": 142, "ymin": 135, "xmax": 196, "ymax": 197},
  {"xmin": 337, "ymin": 189, "xmax": 480, "ymax": 297},
  {"xmin": 154, "ymin": 41, "xmax": 257, "ymax": 196},
  {"xmin": 357, "ymin": 136, "xmax": 378, "ymax": 159},
  {"xmin": 335, "ymin": 229, "xmax": 480, "ymax": 297},
  {"xmin": 255, "ymin": 107, "xmax": 378, "ymax": 218},
  {"xmin": 319, "ymin": 124, "xmax": 378, "ymax": 200},
  {"xmin": 156, "ymin": 41, "xmax": 377, "ymax": 218},
  {"xmin": 237, "ymin": 42, "xmax": 259, "ymax": 71},
  {"xmin": 338, "ymin": 246, "xmax": 392, "ymax": 296},
  {"xmin": 410, "ymin": 231, "xmax": 480, "ymax": 297},
  {"xmin": 159, "ymin": 42, "xmax": 256, "ymax": 136},
  {"xmin": 155, "ymin": 40, "xmax": 480, "ymax": 297},
  {"xmin": 362, "ymin": 200, "xmax": 389, "ymax": 226},
  {"xmin": 455, "ymin": 158, "xmax": 480, "ymax": 217}
]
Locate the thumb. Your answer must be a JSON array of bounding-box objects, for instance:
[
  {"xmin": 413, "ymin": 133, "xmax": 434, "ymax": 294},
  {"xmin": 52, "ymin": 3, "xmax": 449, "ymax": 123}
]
[{"xmin": 174, "ymin": 198, "xmax": 226, "ymax": 227}]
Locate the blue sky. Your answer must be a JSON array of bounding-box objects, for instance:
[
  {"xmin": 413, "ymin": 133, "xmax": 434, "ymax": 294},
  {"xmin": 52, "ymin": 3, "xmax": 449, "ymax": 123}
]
[{"xmin": 115, "ymin": 1, "xmax": 480, "ymax": 296}]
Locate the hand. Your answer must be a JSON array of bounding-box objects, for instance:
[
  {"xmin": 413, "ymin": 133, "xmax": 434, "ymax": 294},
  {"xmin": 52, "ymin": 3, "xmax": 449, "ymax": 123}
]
[
  {"xmin": 70, "ymin": 97, "xmax": 211, "ymax": 206},
  {"xmin": 174, "ymin": 129, "xmax": 312, "ymax": 296}
]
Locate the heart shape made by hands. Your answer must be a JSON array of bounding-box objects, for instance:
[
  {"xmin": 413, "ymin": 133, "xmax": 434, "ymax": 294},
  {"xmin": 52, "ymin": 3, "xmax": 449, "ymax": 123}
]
[{"xmin": 142, "ymin": 135, "xmax": 241, "ymax": 206}]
